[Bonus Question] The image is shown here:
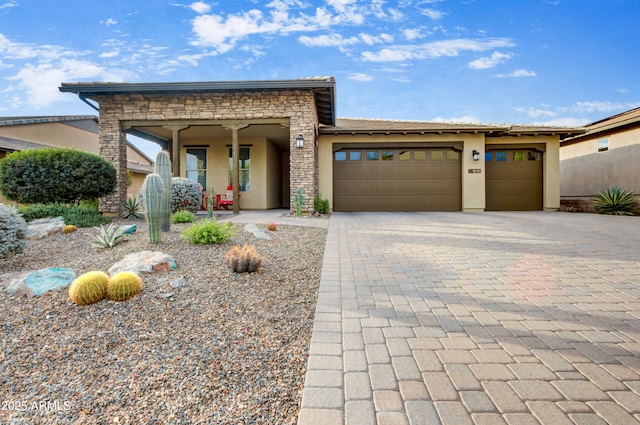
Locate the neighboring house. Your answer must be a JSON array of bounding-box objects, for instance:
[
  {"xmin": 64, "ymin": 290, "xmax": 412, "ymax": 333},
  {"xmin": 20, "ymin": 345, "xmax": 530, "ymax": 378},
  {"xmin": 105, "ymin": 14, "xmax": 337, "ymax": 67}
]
[
  {"xmin": 0, "ymin": 116, "xmax": 154, "ymax": 204},
  {"xmin": 58, "ymin": 77, "xmax": 586, "ymax": 213},
  {"xmin": 560, "ymin": 107, "xmax": 640, "ymax": 212}
]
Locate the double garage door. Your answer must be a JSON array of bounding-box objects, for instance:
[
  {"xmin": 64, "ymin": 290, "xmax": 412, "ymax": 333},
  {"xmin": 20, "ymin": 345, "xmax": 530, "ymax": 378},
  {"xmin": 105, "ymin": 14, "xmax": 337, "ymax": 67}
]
[
  {"xmin": 333, "ymin": 146, "xmax": 462, "ymax": 212},
  {"xmin": 333, "ymin": 145, "xmax": 543, "ymax": 212}
]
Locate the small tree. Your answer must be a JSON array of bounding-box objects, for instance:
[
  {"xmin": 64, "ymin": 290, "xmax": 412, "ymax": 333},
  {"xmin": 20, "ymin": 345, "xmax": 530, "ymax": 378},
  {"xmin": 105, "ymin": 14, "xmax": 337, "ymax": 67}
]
[{"xmin": 0, "ymin": 148, "xmax": 117, "ymax": 204}]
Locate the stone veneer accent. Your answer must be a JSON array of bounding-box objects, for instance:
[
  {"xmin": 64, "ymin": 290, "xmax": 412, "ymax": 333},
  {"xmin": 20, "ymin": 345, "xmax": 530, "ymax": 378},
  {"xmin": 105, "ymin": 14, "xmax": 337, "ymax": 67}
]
[{"xmin": 95, "ymin": 90, "xmax": 319, "ymax": 213}]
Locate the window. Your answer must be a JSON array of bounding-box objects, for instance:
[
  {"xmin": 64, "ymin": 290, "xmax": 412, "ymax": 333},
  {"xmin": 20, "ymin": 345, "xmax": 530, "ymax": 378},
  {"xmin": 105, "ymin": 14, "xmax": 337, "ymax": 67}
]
[
  {"xmin": 446, "ymin": 151, "xmax": 459, "ymax": 160},
  {"xmin": 367, "ymin": 151, "xmax": 379, "ymax": 160},
  {"xmin": 349, "ymin": 151, "xmax": 362, "ymax": 161},
  {"xmin": 528, "ymin": 152, "xmax": 540, "ymax": 161},
  {"xmin": 414, "ymin": 151, "xmax": 426, "ymax": 160},
  {"xmin": 431, "ymin": 151, "xmax": 444, "ymax": 161},
  {"xmin": 335, "ymin": 151, "xmax": 347, "ymax": 161},
  {"xmin": 186, "ymin": 148, "xmax": 207, "ymax": 189},
  {"xmin": 485, "ymin": 152, "xmax": 493, "ymax": 161},
  {"xmin": 513, "ymin": 152, "xmax": 525, "ymax": 161},
  {"xmin": 496, "ymin": 152, "xmax": 507, "ymax": 161},
  {"xmin": 598, "ymin": 138, "xmax": 609, "ymax": 152},
  {"xmin": 228, "ymin": 147, "xmax": 250, "ymax": 192},
  {"xmin": 399, "ymin": 151, "xmax": 411, "ymax": 161},
  {"xmin": 382, "ymin": 151, "xmax": 394, "ymax": 160}
]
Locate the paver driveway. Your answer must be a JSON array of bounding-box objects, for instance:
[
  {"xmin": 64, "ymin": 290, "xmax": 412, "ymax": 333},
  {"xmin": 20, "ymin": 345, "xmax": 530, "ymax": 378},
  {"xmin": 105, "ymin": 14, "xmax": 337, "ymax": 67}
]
[{"xmin": 298, "ymin": 212, "xmax": 640, "ymax": 425}]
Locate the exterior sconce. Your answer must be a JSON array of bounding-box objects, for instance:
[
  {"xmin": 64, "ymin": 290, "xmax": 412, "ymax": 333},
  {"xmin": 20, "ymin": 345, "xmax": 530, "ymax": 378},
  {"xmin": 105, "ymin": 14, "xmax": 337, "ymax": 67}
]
[
  {"xmin": 472, "ymin": 149, "xmax": 480, "ymax": 161},
  {"xmin": 296, "ymin": 134, "xmax": 304, "ymax": 148}
]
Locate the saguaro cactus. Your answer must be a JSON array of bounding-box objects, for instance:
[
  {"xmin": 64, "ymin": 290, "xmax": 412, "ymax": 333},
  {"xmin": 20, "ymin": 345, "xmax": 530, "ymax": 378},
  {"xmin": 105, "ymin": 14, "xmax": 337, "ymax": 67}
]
[
  {"xmin": 142, "ymin": 173, "xmax": 164, "ymax": 243},
  {"xmin": 155, "ymin": 151, "xmax": 172, "ymax": 232}
]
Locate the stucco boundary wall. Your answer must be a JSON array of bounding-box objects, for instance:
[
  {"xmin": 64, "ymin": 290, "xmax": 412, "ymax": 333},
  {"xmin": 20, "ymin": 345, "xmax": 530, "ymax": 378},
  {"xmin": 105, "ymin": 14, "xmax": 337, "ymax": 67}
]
[
  {"xmin": 95, "ymin": 90, "xmax": 319, "ymax": 213},
  {"xmin": 560, "ymin": 196, "xmax": 640, "ymax": 213}
]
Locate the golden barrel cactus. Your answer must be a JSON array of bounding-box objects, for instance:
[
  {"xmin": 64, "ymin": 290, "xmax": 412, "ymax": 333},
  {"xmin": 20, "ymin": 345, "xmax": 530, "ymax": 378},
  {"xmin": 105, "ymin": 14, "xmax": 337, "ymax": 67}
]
[
  {"xmin": 107, "ymin": 271, "xmax": 142, "ymax": 301},
  {"xmin": 69, "ymin": 271, "xmax": 109, "ymax": 305},
  {"xmin": 62, "ymin": 224, "xmax": 77, "ymax": 234}
]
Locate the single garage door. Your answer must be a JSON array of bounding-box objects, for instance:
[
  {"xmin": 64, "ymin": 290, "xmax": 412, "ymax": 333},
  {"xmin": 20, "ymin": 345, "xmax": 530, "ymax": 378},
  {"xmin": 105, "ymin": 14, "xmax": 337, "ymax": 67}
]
[
  {"xmin": 485, "ymin": 147, "xmax": 543, "ymax": 211},
  {"xmin": 333, "ymin": 146, "xmax": 462, "ymax": 212}
]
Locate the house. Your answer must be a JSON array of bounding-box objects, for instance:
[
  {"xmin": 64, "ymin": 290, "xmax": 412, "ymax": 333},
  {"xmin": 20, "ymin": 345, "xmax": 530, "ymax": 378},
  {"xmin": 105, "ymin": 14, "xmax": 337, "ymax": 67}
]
[
  {"xmin": 560, "ymin": 107, "xmax": 640, "ymax": 212},
  {"xmin": 58, "ymin": 77, "xmax": 586, "ymax": 213},
  {"xmin": 0, "ymin": 116, "xmax": 154, "ymax": 204}
]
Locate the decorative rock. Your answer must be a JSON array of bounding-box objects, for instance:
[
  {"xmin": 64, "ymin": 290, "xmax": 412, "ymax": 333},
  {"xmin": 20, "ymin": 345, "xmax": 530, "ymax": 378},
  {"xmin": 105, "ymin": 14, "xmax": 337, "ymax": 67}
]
[
  {"xmin": 169, "ymin": 276, "xmax": 186, "ymax": 289},
  {"xmin": 121, "ymin": 224, "xmax": 137, "ymax": 236},
  {"xmin": 7, "ymin": 267, "xmax": 76, "ymax": 297},
  {"xmin": 244, "ymin": 223, "xmax": 271, "ymax": 240},
  {"xmin": 108, "ymin": 251, "xmax": 177, "ymax": 275},
  {"xmin": 26, "ymin": 217, "xmax": 66, "ymax": 239}
]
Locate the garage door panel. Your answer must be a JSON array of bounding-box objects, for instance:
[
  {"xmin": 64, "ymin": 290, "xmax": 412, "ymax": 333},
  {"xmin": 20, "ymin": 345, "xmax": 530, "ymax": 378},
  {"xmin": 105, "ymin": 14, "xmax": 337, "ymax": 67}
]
[
  {"xmin": 333, "ymin": 148, "xmax": 461, "ymax": 212},
  {"xmin": 486, "ymin": 149, "xmax": 543, "ymax": 211}
]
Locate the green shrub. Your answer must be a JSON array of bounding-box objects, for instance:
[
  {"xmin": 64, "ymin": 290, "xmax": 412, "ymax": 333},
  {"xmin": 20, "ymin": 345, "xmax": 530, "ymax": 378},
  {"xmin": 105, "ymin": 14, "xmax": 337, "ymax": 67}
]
[
  {"xmin": 314, "ymin": 193, "xmax": 330, "ymax": 214},
  {"xmin": 592, "ymin": 186, "xmax": 637, "ymax": 216},
  {"xmin": 18, "ymin": 203, "xmax": 110, "ymax": 228},
  {"xmin": 181, "ymin": 219, "xmax": 236, "ymax": 244},
  {"xmin": 0, "ymin": 204, "xmax": 28, "ymax": 260},
  {"xmin": 171, "ymin": 210, "xmax": 196, "ymax": 223},
  {"xmin": 0, "ymin": 147, "xmax": 116, "ymax": 204}
]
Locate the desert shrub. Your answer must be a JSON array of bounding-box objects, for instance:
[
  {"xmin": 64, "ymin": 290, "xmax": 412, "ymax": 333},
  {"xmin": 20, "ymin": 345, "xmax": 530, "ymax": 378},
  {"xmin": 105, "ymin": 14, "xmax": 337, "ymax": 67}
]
[
  {"xmin": 593, "ymin": 186, "xmax": 637, "ymax": 216},
  {"xmin": 171, "ymin": 210, "xmax": 196, "ymax": 224},
  {"xmin": 18, "ymin": 203, "xmax": 110, "ymax": 228},
  {"xmin": 88, "ymin": 224, "xmax": 130, "ymax": 248},
  {"xmin": 0, "ymin": 147, "xmax": 116, "ymax": 204},
  {"xmin": 0, "ymin": 204, "xmax": 28, "ymax": 260},
  {"xmin": 266, "ymin": 221, "xmax": 278, "ymax": 231},
  {"xmin": 181, "ymin": 219, "xmax": 236, "ymax": 244},
  {"xmin": 226, "ymin": 244, "xmax": 263, "ymax": 273},
  {"xmin": 314, "ymin": 193, "xmax": 330, "ymax": 214},
  {"xmin": 140, "ymin": 177, "xmax": 202, "ymax": 214}
]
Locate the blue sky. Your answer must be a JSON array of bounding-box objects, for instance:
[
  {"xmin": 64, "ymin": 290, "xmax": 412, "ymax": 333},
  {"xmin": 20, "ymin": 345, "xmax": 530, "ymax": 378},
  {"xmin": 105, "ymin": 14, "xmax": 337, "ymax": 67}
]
[{"xmin": 1, "ymin": 0, "xmax": 639, "ymax": 130}]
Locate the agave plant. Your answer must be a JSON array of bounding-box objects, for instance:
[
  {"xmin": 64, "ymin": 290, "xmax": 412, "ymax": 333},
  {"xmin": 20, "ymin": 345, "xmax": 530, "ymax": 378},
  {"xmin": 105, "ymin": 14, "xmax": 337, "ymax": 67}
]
[
  {"xmin": 121, "ymin": 196, "xmax": 143, "ymax": 219},
  {"xmin": 592, "ymin": 186, "xmax": 638, "ymax": 216},
  {"xmin": 89, "ymin": 224, "xmax": 131, "ymax": 248}
]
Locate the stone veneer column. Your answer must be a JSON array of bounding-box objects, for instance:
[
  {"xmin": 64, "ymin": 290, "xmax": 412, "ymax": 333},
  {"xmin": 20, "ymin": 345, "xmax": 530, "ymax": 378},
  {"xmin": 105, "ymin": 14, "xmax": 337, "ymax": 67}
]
[{"xmin": 97, "ymin": 116, "xmax": 127, "ymax": 213}]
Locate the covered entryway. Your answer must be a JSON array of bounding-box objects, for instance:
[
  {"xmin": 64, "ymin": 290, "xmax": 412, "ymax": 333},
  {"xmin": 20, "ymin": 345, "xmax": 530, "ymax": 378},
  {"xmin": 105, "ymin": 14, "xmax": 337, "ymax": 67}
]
[
  {"xmin": 332, "ymin": 145, "xmax": 462, "ymax": 211},
  {"xmin": 485, "ymin": 146, "xmax": 544, "ymax": 211}
]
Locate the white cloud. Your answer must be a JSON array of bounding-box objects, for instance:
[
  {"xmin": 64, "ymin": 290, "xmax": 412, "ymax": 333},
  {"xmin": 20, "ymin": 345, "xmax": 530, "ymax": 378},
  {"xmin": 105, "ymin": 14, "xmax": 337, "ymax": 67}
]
[
  {"xmin": 362, "ymin": 38, "xmax": 515, "ymax": 62},
  {"xmin": 514, "ymin": 106, "xmax": 557, "ymax": 118},
  {"xmin": 99, "ymin": 50, "xmax": 120, "ymax": 58},
  {"xmin": 494, "ymin": 69, "xmax": 537, "ymax": 78},
  {"xmin": 0, "ymin": 1, "xmax": 17, "ymax": 9},
  {"xmin": 298, "ymin": 33, "xmax": 359, "ymax": 47},
  {"xmin": 569, "ymin": 100, "xmax": 632, "ymax": 113},
  {"xmin": 348, "ymin": 72, "xmax": 374, "ymax": 81},
  {"xmin": 189, "ymin": 1, "xmax": 211, "ymax": 14},
  {"xmin": 358, "ymin": 32, "xmax": 393, "ymax": 45},
  {"xmin": 468, "ymin": 51, "xmax": 512, "ymax": 69},
  {"xmin": 100, "ymin": 18, "xmax": 117, "ymax": 26},
  {"xmin": 421, "ymin": 8, "xmax": 444, "ymax": 20},
  {"xmin": 402, "ymin": 29, "xmax": 424, "ymax": 41},
  {"xmin": 532, "ymin": 117, "xmax": 590, "ymax": 127}
]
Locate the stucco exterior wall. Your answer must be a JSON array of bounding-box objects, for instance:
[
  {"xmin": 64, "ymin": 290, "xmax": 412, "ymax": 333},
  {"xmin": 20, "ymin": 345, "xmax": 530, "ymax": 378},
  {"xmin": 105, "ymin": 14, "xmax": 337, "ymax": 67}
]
[
  {"xmin": 95, "ymin": 90, "xmax": 318, "ymax": 213},
  {"xmin": 561, "ymin": 127, "xmax": 640, "ymax": 197}
]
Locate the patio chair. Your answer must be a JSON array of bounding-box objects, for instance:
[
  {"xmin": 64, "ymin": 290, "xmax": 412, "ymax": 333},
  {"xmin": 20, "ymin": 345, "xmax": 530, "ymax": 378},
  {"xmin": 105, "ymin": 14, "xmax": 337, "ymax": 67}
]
[{"xmin": 216, "ymin": 186, "xmax": 239, "ymax": 210}]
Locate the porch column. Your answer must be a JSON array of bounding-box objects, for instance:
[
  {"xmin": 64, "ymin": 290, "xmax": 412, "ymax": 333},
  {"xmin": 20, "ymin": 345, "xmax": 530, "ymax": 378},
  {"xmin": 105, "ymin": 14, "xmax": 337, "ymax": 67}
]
[
  {"xmin": 224, "ymin": 124, "xmax": 248, "ymax": 214},
  {"xmin": 164, "ymin": 125, "xmax": 189, "ymax": 177}
]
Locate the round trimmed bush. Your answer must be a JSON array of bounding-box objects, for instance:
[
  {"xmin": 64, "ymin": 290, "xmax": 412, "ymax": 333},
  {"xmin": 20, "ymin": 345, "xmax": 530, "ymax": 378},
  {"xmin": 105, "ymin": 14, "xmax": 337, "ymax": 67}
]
[
  {"xmin": 69, "ymin": 271, "xmax": 110, "ymax": 305},
  {"xmin": 139, "ymin": 177, "xmax": 202, "ymax": 214},
  {"xmin": 107, "ymin": 271, "xmax": 142, "ymax": 301},
  {"xmin": 0, "ymin": 204, "xmax": 28, "ymax": 260},
  {"xmin": 171, "ymin": 210, "xmax": 196, "ymax": 223},
  {"xmin": 0, "ymin": 147, "xmax": 117, "ymax": 204}
]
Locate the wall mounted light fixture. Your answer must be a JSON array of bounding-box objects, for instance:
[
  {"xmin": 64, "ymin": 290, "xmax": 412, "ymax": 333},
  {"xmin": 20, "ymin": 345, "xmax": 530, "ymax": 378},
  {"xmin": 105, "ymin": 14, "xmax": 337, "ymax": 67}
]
[
  {"xmin": 296, "ymin": 134, "xmax": 304, "ymax": 148},
  {"xmin": 472, "ymin": 149, "xmax": 480, "ymax": 161}
]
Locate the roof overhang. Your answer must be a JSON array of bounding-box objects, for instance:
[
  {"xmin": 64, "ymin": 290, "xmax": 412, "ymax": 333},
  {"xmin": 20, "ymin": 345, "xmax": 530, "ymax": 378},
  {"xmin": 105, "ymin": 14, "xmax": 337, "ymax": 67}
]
[{"xmin": 59, "ymin": 78, "xmax": 337, "ymax": 126}]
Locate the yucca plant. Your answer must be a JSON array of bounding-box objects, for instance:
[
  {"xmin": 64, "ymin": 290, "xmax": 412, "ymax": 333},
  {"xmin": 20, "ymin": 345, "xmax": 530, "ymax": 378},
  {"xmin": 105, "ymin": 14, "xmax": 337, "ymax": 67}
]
[
  {"xmin": 592, "ymin": 186, "xmax": 638, "ymax": 216},
  {"xmin": 88, "ymin": 224, "xmax": 131, "ymax": 248},
  {"xmin": 121, "ymin": 196, "xmax": 143, "ymax": 219}
]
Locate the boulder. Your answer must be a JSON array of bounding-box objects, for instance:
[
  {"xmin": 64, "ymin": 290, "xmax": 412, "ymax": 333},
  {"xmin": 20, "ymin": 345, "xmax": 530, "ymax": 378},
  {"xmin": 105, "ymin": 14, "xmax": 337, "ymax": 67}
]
[
  {"xmin": 108, "ymin": 251, "xmax": 177, "ymax": 275},
  {"xmin": 7, "ymin": 267, "xmax": 76, "ymax": 297},
  {"xmin": 26, "ymin": 217, "xmax": 66, "ymax": 239}
]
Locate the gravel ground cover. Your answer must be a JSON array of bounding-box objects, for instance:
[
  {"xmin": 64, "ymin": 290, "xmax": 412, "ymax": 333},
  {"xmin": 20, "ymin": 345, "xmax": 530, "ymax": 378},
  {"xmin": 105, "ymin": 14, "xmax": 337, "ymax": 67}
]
[{"xmin": 0, "ymin": 216, "xmax": 328, "ymax": 424}]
